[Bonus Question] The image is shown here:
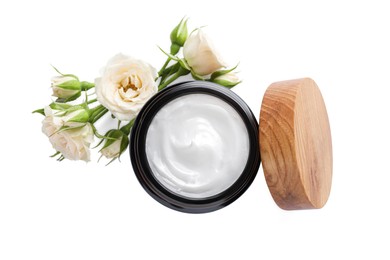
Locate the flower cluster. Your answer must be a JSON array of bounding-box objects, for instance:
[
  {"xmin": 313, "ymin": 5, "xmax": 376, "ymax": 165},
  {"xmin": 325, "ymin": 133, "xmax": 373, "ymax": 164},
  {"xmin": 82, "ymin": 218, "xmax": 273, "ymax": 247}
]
[{"xmin": 33, "ymin": 18, "xmax": 241, "ymax": 164}]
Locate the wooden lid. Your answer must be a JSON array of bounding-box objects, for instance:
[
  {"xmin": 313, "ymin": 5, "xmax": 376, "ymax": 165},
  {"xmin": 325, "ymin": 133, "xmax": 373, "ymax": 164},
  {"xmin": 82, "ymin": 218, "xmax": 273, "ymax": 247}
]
[{"xmin": 259, "ymin": 78, "xmax": 332, "ymax": 210}]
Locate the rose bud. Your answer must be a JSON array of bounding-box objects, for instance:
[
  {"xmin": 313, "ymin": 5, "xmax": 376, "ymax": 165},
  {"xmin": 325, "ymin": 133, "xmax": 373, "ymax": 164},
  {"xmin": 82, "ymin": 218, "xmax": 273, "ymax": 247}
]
[
  {"xmin": 170, "ymin": 17, "xmax": 188, "ymax": 55},
  {"xmin": 211, "ymin": 72, "xmax": 241, "ymax": 88},
  {"xmin": 183, "ymin": 28, "xmax": 226, "ymax": 76}
]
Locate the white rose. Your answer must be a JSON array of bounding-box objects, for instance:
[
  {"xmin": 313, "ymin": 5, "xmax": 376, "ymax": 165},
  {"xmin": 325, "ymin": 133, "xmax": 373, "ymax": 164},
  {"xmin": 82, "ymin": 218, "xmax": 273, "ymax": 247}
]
[
  {"xmin": 95, "ymin": 54, "xmax": 157, "ymax": 121},
  {"xmin": 211, "ymin": 72, "xmax": 241, "ymax": 88},
  {"xmin": 216, "ymin": 72, "xmax": 239, "ymax": 82},
  {"xmin": 100, "ymin": 138, "xmax": 122, "ymax": 159},
  {"xmin": 51, "ymin": 75, "xmax": 81, "ymax": 99},
  {"xmin": 42, "ymin": 107, "xmax": 94, "ymax": 162},
  {"xmin": 183, "ymin": 29, "xmax": 226, "ymax": 76}
]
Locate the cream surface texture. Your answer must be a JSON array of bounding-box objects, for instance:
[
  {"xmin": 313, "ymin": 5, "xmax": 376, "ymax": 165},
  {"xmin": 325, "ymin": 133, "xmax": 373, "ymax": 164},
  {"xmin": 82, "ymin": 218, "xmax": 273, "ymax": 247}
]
[{"xmin": 145, "ymin": 94, "xmax": 249, "ymax": 198}]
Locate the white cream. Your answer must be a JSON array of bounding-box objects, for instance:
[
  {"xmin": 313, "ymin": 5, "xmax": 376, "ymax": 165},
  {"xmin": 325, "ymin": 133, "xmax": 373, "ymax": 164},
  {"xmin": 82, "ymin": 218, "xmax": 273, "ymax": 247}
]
[{"xmin": 145, "ymin": 94, "xmax": 249, "ymax": 199}]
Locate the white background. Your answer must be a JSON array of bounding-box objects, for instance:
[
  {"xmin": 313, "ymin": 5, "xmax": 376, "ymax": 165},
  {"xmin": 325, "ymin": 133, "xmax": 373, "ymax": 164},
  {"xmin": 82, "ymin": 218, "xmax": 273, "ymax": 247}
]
[{"xmin": 1, "ymin": 0, "xmax": 389, "ymax": 259}]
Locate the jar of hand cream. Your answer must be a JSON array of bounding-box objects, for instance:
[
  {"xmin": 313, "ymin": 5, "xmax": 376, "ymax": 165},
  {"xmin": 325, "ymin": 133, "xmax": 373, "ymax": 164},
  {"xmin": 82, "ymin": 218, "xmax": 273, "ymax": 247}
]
[{"xmin": 130, "ymin": 81, "xmax": 260, "ymax": 213}]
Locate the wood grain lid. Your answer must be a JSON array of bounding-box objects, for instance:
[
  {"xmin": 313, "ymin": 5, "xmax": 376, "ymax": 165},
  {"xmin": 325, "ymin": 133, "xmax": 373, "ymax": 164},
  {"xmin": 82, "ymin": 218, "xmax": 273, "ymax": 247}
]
[{"xmin": 259, "ymin": 78, "xmax": 332, "ymax": 210}]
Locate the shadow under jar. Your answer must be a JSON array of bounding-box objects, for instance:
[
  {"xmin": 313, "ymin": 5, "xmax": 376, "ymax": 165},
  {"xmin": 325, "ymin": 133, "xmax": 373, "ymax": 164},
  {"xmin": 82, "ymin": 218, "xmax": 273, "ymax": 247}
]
[{"xmin": 130, "ymin": 81, "xmax": 260, "ymax": 213}]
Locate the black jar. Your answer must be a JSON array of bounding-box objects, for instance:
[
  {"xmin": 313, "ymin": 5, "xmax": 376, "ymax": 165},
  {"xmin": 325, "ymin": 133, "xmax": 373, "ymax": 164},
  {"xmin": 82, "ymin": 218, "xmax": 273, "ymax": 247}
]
[{"xmin": 130, "ymin": 81, "xmax": 260, "ymax": 213}]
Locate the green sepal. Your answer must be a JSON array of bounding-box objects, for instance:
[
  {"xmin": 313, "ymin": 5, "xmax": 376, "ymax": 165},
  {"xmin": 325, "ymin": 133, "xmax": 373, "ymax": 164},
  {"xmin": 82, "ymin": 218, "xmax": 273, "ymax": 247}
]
[
  {"xmin": 55, "ymin": 91, "xmax": 82, "ymax": 103},
  {"xmin": 170, "ymin": 43, "xmax": 181, "ymax": 56},
  {"xmin": 105, "ymin": 158, "xmax": 117, "ymax": 166},
  {"xmin": 93, "ymin": 129, "xmax": 116, "ymax": 149},
  {"xmin": 212, "ymin": 79, "xmax": 241, "ymax": 89},
  {"xmin": 50, "ymin": 151, "xmax": 61, "ymax": 158},
  {"xmin": 210, "ymin": 63, "xmax": 239, "ymax": 81},
  {"xmin": 120, "ymin": 118, "xmax": 135, "ymax": 136},
  {"xmin": 80, "ymin": 81, "xmax": 95, "ymax": 91},
  {"xmin": 67, "ymin": 109, "xmax": 89, "ymax": 123},
  {"xmin": 170, "ymin": 17, "xmax": 188, "ymax": 48},
  {"xmin": 50, "ymin": 102, "xmax": 72, "ymax": 111},
  {"xmin": 32, "ymin": 108, "xmax": 45, "ymax": 116},
  {"xmin": 158, "ymin": 46, "xmax": 180, "ymax": 61},
  {"xmin": 51, "ymin": 123, "xmax": 86, "ymax": 136},
  {"xmin": 178, "ymin": 58, "xmax": 191, "ymax": 72},
  {"xmin": 91, "ymin": 125, "xmax": 115, "ymax": 140},
  {"xmin": 99, "ymin": 130, "xmax": 123, "ymax": 151},
  {"xmin": 191, "ymin": 71, "xmax": 205, "ymax": 81},
  {"xmin": 57, "ymin": 79, "xmax": 81, "ymax": 90},
  {"xmin": 98, "ymin": 127, "xmax": 130, "ymax": 164},
  {"xmin": 92, "ymin": 137, "xmax": 106, "ymax": 149},
  {"xmin": 58, "ymin": 123, "xmax": 86, "ymax": 133},
  {"xmin": 105, "ymin": 134, "xmax": 129, "ymax": 165},
  {"xmin": 66, "ymin": 104, "xmax": 87, "ymax": 112},
  {"xmin": 51, "ymin": 65, "xmax": 79, "ymax": 81},
  {"xmin": 119, "ymin": 135, "xmax": 129, "ymax": 158}
]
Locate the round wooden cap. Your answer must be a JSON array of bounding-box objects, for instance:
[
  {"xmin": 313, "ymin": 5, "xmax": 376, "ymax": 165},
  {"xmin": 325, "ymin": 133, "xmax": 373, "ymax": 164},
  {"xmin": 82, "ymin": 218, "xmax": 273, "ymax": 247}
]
[{"xmin": 259, "ymin": 78, "xmax": 332, "ymax": 210}]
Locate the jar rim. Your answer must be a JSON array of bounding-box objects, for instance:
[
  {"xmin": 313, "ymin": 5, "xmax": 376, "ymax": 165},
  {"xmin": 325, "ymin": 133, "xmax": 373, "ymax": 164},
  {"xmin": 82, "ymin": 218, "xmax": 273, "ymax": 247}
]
[{"xmin": 130, "ymin": 81, "xmax": 260, "ymax": 213}]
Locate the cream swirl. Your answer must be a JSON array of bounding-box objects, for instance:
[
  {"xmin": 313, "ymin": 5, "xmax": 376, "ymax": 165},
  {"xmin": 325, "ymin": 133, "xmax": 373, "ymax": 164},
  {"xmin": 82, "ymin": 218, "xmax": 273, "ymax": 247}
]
[{"xmin": 145, "ymin": 94, "xmax": 249, "ymax": 198}]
